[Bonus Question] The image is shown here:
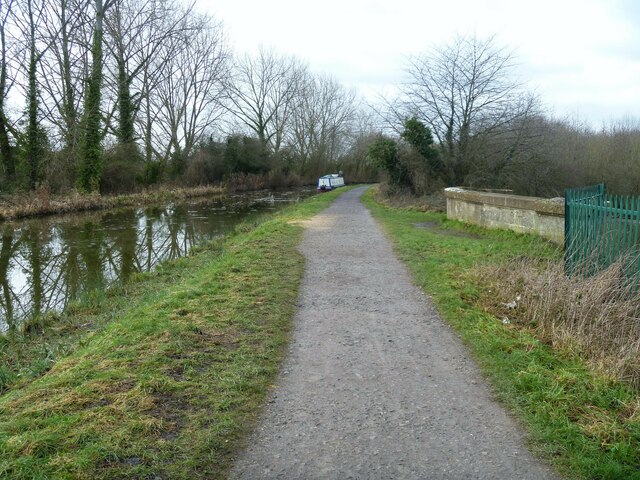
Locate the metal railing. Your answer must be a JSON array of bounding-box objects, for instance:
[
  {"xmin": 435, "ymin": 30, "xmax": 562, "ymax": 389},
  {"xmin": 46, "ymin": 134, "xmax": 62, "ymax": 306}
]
[{"xmin": 565, "ymin": 184, "xmax": 640, "ymax": 281}]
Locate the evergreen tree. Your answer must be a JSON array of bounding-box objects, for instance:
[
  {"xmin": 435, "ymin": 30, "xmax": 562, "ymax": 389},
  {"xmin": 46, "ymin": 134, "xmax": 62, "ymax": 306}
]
[
  {"xmin": 23, "ymin": 0, "xmax": 48, "ymax": 189},
  {"xmin": 401, "ymin": 116, "xmax": 443, "ymax": 180},
  {"xmin": 78, "ymin": 0, "xmax": 110, "ymax": 192}
]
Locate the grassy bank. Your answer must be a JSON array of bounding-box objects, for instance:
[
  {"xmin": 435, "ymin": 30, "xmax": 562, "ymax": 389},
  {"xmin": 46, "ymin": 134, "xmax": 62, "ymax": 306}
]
[
  {"xmin": 0, "ymin": 185, "xmax": 229, "ymax": 221},
  {"xmin": 363, "ymin": 188, "xmax": 640, "ymax": 480},
  {"xmin": 0, "ymin": 188, "xmax": 348, "ymax": 479}
]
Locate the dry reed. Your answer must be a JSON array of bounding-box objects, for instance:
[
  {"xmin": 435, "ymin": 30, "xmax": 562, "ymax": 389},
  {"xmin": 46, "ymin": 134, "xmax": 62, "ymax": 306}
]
[
  {"xmin": 224, "ymin": 172, "xmax": 303, "ymax": 192},
  {"xmin": 477, "ymin": 255, "xmax": 640, "ymax": 387},
  {"xmin": 0, "ymin": 184, "xmax": 226, "ymax": 221},
  {"xmin": 374, "ymin": 184, "xmax": 446, "ymax": 212}
]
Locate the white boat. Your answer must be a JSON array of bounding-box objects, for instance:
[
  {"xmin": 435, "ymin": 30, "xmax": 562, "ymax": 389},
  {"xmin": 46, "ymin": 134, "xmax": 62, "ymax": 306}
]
[{"xmin": 317, "ymin": 173, "xmax": 345, "ymax": 191}]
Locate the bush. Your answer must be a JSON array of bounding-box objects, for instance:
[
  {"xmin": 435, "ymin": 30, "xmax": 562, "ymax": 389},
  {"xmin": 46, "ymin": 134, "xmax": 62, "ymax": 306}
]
[
  {"xmin": 141, "ymin": 159, "xmax": 165, "ymax": 186},
  {"xmin": 225, "ymin": 172, "xmax": 266, "ymax": 191},
  {"xmin": 44, "ymin": 150, "xmax": 77, "ymax": 193},
  {"xmin": 368, "ymin": 120, "xmax": 443, "ymax": 195},
  {"xmin": 224, "ymin": 135, "xmax": 269, "ymax": 175},
  {"xmin": 337, "ymin": 133, "xmax": 381, "ymax": 184},
  {"xmin": 182, "ymin": 143, "xmax": 226, "ymax": 186},
  {"xmin": 100, "ymin": 144, "xmax": 143, "ymax": 194},
  {"xmin": 265, "ymin": 170, "xmax": 302, "ymax": 189},
  {"xmin": 368, "ymin": 136, "xmax": 413, "ymax": 193},
  {"xmin": 397, "ymin": 145, "xmax": 445, "ymax": 196},
  {"xmin": 401, "ymin": 116, "xmax": 443, "ymax": 180},
  {"xmin": 183, "ymin": 151, "xmax": 210, "ymax": 186}
]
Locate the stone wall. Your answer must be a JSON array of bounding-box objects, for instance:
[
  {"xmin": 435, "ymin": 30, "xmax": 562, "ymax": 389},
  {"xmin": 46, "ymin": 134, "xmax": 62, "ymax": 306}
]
[{"xmin": 444, "ymin": 187, "xmax": 565, "ymax": 243}]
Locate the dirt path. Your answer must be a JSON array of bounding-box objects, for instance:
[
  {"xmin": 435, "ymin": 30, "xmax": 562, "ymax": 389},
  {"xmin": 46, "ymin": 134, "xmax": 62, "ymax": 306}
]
[{"xmin": 230, "ymin": 187, "xmax": 558, "ymax": 479}]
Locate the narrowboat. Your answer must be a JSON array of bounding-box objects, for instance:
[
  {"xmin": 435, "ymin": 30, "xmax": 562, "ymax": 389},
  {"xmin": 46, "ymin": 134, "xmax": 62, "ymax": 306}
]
[{"xmin": 317, "ymin": 173, "xmax": 345, "ymax": 191}]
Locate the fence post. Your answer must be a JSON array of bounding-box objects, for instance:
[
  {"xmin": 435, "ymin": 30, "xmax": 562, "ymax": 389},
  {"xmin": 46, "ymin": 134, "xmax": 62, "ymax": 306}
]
[
  {"xmin": 564, "ymin": 188, "xmax": 571, "ymax": 275},
  {"xmin": 565, "ymin": 184, "xmax": 607, "ymax": 277}
]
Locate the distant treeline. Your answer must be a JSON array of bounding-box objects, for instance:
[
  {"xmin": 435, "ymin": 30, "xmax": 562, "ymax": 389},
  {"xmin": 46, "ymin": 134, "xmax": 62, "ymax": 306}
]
[
  {"xmin": 0, "ymin": 3, "xmax": 637, "ymax": 197},
  {"xmin": 372, "ymin": 34, "xmax": 640, "ymax": 197},
  {"xmin": 0, "ymin": 0, "xmax": 378, "ymax": 194}
]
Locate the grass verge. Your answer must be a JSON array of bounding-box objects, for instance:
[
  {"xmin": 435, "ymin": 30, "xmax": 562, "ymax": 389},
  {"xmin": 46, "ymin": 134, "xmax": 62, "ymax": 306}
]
[
  {"xmin": 0, "ymin": 187, "xmax": 349, "ymax": 479},
  {"xmin": 362, "ymin": 187, "xmax": 640, "ymax": 480}
]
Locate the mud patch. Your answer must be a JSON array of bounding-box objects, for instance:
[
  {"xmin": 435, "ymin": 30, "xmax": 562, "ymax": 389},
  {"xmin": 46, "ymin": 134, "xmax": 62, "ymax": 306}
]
[
  {"xmin": 150, "ymin": 391, "xmax": 189, "ymax": 439},
  {"xmin": 414, "ymin": 221, "xmax": 482, "ymax": 239}
]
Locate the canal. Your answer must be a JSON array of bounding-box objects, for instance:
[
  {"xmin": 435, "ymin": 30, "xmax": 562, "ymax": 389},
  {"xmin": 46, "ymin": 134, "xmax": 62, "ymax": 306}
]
[{"xmin": 0, "ymin": 188, "xmax": 315, "ymax": 330}]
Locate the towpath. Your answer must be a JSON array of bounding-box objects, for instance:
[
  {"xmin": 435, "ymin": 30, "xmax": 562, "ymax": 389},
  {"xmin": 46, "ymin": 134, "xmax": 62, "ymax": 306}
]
[{"xmin": 230, "ymin": 187, "xmax": 557, "ymax": 479}]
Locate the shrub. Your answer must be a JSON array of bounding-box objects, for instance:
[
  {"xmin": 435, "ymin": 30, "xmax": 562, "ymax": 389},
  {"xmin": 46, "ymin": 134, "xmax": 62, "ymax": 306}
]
[
  {"xmin": 225, "ymin": 135, "xmax": 270, "ymax": 175},
  {"xmin": 265, "ymin": 170, "xmax": 302, "ymax": 190},
  {"xmin": 225, "ymin": 172, "xmax": 266, "ymax": 191},
  {"xmin": 183, "ymin": 152, "xmax": 210, "ymax": 186},
  {"xmin": 397, "ymin": 145, "xmax": 444, "ymax": 196},
  {"xmin": 182, "ymin": 144, "xmax": 227, "ymax": 186},
  {"xmin": 401, "ymin": 116, "xmax": 443, "ymax": 181},
  {"xmin": 368, "ymin": 136, "xmax": 413, "ymax": 193},
  {"xmin": 45, "ymin": 150, "xmax": 77, "ymax": 193},
  {"xmin": 141, "ymin": 159, "xmax": 165, "ymax": 186},
  {"xmin": 100, "ymin": 144, "xmax": 143, "ymax": 194}
]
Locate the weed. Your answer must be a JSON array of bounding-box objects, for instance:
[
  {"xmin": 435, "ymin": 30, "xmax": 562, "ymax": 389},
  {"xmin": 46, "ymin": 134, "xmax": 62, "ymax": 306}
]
[
  {"xmin": 477, "ymin": 256, "xmax": 640, "ymax": 388},
  {"xmin": 373, "ymin": 184, "xmax": 446, "ymax": 212}
]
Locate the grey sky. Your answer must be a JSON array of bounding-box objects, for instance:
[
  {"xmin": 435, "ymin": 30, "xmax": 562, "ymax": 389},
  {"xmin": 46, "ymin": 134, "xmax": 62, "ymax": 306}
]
[{"xmin": 203, "ymin": 0, "xmax": 640, "ymax": 127}]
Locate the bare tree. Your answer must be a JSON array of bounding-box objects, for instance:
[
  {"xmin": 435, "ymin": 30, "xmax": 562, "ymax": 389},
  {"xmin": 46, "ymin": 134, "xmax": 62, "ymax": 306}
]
[
  {"xmin": 289, "ymin": 73, "xmax": 357, "ymax": 176},
  {"xmin": 224, "ymin": 47, "xmax": 306, "ymax": 155},
  {"xmin": 78, "ymin": 0, "xmax": 115, "ymax": 191},
  {"xmin": 37, "ymin": 0, "xmax": 92, "ymax": 156},
  {"xmin": 401, "ymin": 33, "xmax": 540, "ymax": 185},
  {"xmin": 103, "ymin": 0, "xmax": 192, "ymax": 148},
  {"xmin": 144, "ymin": 13, "xmax": 229, "ymax": 175},
  {"xmin": 338, "ymin": 107, "xmax": 382, "ymax": 182},
  {"xmin": 14, "ymin": 0, "xmax": 62, "ymax": 188},
  {"xmin": 467, "ymin": 107, "xmax": 564, "ymax": 195},
  {"xmin": 0, "ymin": 0, "xmax": 18, "ymax": 180}
]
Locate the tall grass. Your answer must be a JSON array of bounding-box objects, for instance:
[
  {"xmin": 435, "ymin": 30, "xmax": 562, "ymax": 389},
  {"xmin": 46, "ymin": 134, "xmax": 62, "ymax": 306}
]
[
  {"xmin": 477, "ymin": 254, "xmax": 640, "ymax": 388},
  {"xmin": 373, "ymin": 184, "xmax": 446, "ymax": 212},
  {"xmin": 0, "ymin": 175, "xmax": 314, "ymax": 220}
]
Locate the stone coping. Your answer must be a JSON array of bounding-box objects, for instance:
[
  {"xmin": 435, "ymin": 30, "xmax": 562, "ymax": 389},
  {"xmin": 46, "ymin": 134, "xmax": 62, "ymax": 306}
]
[{"xmin": 444, "ymin": 187, "xmax": 564, "ymax": 216}]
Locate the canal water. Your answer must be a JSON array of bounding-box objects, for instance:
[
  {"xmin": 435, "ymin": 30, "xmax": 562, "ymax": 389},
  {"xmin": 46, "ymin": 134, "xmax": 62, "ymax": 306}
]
[{"xmin": 0, "ymin": 189, "xmax": 315, "ymax": 330}]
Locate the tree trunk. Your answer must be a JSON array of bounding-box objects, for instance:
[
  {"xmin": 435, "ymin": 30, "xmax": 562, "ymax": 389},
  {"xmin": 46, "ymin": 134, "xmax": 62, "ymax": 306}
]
[
  {"xmin": 60, "ymin": 1, "xmax": 78, "ymax": 155},
  {"xmin": 117, "ymin": 58, "xmax": 134, "ymax": 144},
  {"xmin": 114, "ymin": 4, "xmax": 134, "ymax": 146},
  {"xmin": 79, "ymin": 0, "xmax": 105, "ymax": 192},
  {"xmin": 25, "ymin": 0, "xmax": 43, "ymax": 190},
  {"xmin": 0, "ymin": 6, "xmax": 14, "ymax": 181}
]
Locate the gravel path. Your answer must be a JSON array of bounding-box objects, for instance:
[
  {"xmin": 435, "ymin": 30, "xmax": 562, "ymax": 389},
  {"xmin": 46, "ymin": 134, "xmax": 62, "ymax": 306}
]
[{"xmin": 230, "ymin": 187, "xmax": 558, "ymax": 479}]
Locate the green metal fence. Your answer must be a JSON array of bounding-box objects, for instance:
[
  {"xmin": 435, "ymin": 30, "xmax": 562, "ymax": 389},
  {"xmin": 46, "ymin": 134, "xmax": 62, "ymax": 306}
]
[{"xmin": 565, "ymin": 184, "xmax": 640, "ymax": 279}]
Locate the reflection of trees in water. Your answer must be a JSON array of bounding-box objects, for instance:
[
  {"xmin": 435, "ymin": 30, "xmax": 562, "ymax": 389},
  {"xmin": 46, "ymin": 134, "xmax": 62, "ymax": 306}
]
[
  {"xmin": 0, "ymin": 230, "xmax": 18, "ymax": 327},
  {"xmin": 0, "ymin": 224, "xmax": 64, "ymax": 328},
  {"xmin": 0, "ymin": 208, "xmax": 207, "ymax": 328},
  {"xmin": 0, "ymin": 191, "xmax": 311, "ymax": 328},
  {"xmin": 104, "ymin": 208, "xmax": 202, "ymax": 276}
]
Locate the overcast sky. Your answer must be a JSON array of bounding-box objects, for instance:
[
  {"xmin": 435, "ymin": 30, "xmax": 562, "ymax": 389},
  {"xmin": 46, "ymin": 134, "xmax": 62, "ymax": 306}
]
[{"xmin": 202, "ymin": 0, "xmax": 640, "ymax": 128}]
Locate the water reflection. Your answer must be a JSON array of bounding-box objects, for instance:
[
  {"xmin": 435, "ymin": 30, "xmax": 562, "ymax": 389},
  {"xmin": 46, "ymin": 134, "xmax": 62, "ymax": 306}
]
[{"xmin": 0, "ymin": 190, "xmax": 313, "ymax": 330}]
